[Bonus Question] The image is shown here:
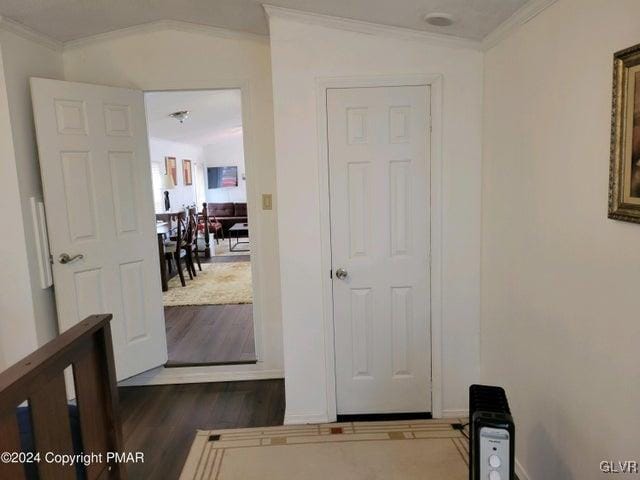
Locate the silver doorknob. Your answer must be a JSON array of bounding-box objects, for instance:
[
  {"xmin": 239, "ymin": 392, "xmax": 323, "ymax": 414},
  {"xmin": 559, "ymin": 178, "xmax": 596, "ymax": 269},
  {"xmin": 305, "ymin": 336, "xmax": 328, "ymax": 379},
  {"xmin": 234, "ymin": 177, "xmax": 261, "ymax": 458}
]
[
  {"xmin": 335, "ymin": 268, "xmax": 348, "ymax": 280},
  {"xmin": 59, "ymin": 253, "xmax": 84, "ymax": 264}
]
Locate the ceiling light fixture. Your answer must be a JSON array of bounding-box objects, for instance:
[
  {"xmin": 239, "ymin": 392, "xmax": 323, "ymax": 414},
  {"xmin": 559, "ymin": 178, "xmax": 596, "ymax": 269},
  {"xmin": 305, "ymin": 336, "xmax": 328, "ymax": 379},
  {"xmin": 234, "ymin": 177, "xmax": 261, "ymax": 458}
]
[
  {"xmin": 169, "ymin": 110, "xmax": 190, "ymax": 123},
  {"xmin": 423, "ymin": 13, "xmax": 455, "ymax": 27}
]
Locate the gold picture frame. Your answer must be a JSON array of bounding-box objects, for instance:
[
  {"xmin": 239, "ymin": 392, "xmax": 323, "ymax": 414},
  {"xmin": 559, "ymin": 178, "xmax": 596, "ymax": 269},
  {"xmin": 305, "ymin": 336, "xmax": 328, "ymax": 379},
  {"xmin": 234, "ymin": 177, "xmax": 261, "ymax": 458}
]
[
  {"xmin": 609, "ymin": 43, "xmax": 640, "ymax": 223},
  {"xmin": 183, "ymin": 159, "xmax": 192, "ymax": 185},
  {"xmin": 165, "ymin": 156, "xmax": 177, "ymax": 186}
]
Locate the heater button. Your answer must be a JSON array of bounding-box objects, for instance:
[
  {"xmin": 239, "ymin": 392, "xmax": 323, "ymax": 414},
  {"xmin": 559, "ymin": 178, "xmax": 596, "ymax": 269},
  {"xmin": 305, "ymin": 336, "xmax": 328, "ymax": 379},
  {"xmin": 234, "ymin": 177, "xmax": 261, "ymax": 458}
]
[
  {"xmin": 489, "ymin": 454, "xmax": 501, "ymax": 468},
  {"xmin": 489, "ymin": 471, "xmax": 501, "ymax": 480}
]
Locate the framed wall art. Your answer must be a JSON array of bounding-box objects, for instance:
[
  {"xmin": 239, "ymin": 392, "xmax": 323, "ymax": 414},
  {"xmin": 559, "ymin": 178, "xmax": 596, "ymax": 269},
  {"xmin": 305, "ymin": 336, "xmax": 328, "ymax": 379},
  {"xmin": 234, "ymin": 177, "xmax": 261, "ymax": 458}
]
[
  {"xmin": 183, "ymin": 159, "xmax": 193, "ymax": 186},
  {"xmin": 165, "ymin": 156, "xmax": 177, "ymax": 186},
  {"xmin": 609, "ymin": 42, "xmax": 640, "ymax": 223}
]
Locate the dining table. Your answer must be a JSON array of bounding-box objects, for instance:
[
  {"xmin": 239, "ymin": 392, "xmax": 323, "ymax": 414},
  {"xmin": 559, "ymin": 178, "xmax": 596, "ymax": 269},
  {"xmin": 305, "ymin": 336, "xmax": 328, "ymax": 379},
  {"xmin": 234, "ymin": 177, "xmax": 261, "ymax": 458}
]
[{"xmin": 156, "ymin": 210, "xmax": 186, "ymax": 225}]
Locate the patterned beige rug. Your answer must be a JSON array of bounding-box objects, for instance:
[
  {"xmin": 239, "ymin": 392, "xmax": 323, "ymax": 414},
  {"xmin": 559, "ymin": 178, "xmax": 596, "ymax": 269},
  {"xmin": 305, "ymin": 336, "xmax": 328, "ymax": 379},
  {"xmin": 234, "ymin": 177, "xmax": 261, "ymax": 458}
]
[
  {"xmin": 179, "ymin": 419, "xmax": 469, "ymax": 480},
  {"xmin": 163, "ymin": 262, "xmax": 252, "ymax": 306}
]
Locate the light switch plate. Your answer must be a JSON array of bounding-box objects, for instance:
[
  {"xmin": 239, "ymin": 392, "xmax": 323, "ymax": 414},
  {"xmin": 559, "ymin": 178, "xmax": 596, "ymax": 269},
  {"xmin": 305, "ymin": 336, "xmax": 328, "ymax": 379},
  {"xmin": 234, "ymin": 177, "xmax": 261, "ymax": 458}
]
[{"xmin": 262, "ymin": 193, "xmax": 273, "ymax": 210}]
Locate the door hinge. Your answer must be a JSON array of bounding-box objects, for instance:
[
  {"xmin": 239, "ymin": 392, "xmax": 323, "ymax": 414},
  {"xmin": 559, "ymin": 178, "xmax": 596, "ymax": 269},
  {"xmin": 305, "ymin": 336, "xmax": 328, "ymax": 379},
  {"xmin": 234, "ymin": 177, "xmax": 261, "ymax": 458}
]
[
  {"xmin": 330, "ymin": 269, "xmax": 333, "ymax": 279},
  {"xmin": 49, "ymin": 254, "xmax": 54, "ymax": 265}
]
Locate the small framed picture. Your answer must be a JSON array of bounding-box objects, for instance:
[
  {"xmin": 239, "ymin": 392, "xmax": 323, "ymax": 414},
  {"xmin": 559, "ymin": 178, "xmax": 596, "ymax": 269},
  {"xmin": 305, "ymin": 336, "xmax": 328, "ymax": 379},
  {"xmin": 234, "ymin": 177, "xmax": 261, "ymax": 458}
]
[
  {"xmin": 183, "ymin": 159, "xmax": 193, "ymax": 185},
  {"xmin": 609, "ymin": 43, "xmax": 640, "ymax": 223},
  {"xmin": 165, "ymin": 156, "xmax": 177, "ymax": 186}
]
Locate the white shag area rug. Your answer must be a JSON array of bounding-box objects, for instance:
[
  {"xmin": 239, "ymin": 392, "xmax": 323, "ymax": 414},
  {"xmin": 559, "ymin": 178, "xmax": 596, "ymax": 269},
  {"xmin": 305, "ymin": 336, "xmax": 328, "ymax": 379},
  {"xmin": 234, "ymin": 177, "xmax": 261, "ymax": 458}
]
[{"xmin": 163, "ymin": 262, "xmax": 252, "ymax": 306}]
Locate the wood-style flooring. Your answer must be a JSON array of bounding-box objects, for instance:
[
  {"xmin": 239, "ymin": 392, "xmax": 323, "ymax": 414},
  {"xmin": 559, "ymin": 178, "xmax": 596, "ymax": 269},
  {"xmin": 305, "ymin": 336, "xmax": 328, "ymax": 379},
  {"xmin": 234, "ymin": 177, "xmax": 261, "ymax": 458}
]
[
  {"xmin": 119, "ymin": 380, "xmax": 285, "ymax": 480},
  {"xmin": 165, "ymin": 253, "xmax": 256, "ymax": 366},
  {"xmin": 165, "ymin": 304, "xmax": 256, "ymax": 366}
]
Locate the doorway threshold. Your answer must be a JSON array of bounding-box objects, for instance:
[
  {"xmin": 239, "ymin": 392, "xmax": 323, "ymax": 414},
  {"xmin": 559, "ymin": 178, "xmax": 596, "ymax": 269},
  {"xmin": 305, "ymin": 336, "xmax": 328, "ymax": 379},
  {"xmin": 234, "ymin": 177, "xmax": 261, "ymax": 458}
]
[
  {"xmin": 336, "ymin": 412, "xmax": 432, "ymax": 423},
  {"xmin": 165, "ymin": 358, "xmax": 258, "ymax": 368}
]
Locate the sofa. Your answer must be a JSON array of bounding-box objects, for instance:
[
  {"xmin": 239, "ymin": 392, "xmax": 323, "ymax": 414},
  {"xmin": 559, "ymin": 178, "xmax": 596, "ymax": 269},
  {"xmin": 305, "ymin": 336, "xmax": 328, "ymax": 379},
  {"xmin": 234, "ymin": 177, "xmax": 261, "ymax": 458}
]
[{"xmin": 205, "ymin": 202, "xmax": 248, "ymax": 236}]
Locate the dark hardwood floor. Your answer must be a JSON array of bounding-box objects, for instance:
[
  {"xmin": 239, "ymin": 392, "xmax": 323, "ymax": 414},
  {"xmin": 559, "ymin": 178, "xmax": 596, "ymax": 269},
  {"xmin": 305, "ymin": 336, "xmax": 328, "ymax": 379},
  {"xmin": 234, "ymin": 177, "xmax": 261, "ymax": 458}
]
[
  {"xmin": 119, "ymin": 380, "xmax": 285, "ymax": 480},
  {"xmin": 208, "ymin": 254, "xmax": 251, "ymax": 264},
  {"xmin": 165, "ymin": 253, "xmax": 255, "ymax": 366},
  {"xmin": 165, "ymin": 304, "xmax": 256, "ymax": 366}
]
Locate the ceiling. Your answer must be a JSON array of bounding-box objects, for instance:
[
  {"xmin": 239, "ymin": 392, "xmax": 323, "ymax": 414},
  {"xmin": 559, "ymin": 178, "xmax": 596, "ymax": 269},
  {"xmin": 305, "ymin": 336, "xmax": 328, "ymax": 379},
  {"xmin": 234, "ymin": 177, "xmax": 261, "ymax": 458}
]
[
  {"xmin": 145, "ymin": 89, "xmax": 243, "ymax": 147},
  {"xmin": 0, "ymin": 0, "xmax": 529, "ymax": 43}
]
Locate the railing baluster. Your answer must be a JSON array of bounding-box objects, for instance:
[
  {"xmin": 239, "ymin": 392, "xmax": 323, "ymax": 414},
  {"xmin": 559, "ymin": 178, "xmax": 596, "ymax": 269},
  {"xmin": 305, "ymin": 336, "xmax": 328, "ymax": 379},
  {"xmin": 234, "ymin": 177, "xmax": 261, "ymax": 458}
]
[
  {"xmin": 73, "ymin": 338, "xmax": 109, "ymax": 479},
  {"xmin": 29, "ymin": 374, "xmax": 75, "ymax": 480},
  {"xmin": 0, "ymin": 411, "xmax": 26, "ymax": 480}
]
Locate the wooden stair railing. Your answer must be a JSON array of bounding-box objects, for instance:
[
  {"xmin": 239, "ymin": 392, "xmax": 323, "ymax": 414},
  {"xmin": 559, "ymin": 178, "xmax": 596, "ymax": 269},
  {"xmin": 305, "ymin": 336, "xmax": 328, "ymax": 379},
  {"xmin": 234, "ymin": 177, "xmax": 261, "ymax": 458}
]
[{"xmin": 0, "ymin": 314, "xmax": 126, "ymax": 479}]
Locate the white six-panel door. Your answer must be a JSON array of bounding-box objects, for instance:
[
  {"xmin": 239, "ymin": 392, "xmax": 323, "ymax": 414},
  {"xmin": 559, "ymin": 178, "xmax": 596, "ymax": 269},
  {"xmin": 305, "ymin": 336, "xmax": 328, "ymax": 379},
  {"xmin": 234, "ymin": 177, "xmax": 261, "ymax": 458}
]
[
  {"xmin": 328, "ymin": 85, "xmax": 431, "ymax": 414},
  {"xmin": 31, "ymin": 78, "xmax": 167, "ymax": 381}
]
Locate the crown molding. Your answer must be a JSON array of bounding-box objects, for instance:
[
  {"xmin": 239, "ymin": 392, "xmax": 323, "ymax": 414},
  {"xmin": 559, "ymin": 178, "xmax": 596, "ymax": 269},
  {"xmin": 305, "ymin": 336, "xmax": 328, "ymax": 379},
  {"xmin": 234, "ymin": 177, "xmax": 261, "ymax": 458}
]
[
  {"xmin": 64, "ymin": 19, "xmax": 269, "ymax": 50},
  {"xmin": 0, "ymin": 1, "xmax": 557, "ymax": 55},
  {"xmin": 0, "ymin": 16, "xmax": 63, "ymax": 52},
  {"xmin": 263, "ymin": 5, "xmax": 482, "ymax": 51},
  {"xmin": 481, "ymin": 0, "xmax": 558, "ymax": 51}
]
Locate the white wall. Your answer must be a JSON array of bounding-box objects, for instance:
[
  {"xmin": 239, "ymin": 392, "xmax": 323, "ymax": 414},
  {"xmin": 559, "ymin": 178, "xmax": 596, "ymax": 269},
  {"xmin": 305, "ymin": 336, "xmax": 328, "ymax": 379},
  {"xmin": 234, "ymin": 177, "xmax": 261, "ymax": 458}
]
[
  {"xmin": 268, "ymin": 15, "xmax": 483, "ymax": 422},
  {"xmin": 0, "ymin": 42, "xmax": 37, "ymax": 369},
  {"xmin": 63, "ymin": 25, "xmax": 283, "ymax": 373},
  {"xmin": 0, "ymin": 29, "xmax": 63, "ymax": 369},
  {"xmin": 482, "ymin": 1, "xmax": 640, "ymax": 478},
  {"xmin": 204, "ymin": 138, "xmax": 247, "ymax": 203},
  {"xmin": 149, "ymin": 136, "xmax": 204, "ymax": 211}
]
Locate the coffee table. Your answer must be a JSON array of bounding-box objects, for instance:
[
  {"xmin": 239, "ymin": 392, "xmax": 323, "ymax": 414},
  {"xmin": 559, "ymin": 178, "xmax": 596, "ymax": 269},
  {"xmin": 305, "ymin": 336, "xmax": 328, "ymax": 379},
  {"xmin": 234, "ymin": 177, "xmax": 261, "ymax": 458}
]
[{"xmin": 228, "ymin": 223, "xmax": 250, "ymax": 252}]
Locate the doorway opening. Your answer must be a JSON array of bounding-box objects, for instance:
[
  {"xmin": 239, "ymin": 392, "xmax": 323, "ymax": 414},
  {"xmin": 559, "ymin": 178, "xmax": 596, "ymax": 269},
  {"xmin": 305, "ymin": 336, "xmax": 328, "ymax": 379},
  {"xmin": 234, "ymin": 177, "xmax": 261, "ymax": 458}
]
[{"xmin": 145, "ymin": 89, "xmax": 257, "ymax": 367}]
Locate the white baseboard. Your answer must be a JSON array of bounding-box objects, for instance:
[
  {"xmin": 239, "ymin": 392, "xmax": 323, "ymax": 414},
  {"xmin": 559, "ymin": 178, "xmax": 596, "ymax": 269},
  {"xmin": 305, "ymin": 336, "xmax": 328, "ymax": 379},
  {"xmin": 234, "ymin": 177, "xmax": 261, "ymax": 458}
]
[
  {"xmin": 440, "ymin": 409, "xmax": 469, "ymax": 419},
  {"xmin": 515, "ymin": 458, "xmax": 530, "ymax": 480},
  {"xmin": 283, "ymin": 411, "xmax": 330, "ymax": 425},
  {"xmin": 118, "ymin": 366, "xmax": 284, "ymax": 386}
]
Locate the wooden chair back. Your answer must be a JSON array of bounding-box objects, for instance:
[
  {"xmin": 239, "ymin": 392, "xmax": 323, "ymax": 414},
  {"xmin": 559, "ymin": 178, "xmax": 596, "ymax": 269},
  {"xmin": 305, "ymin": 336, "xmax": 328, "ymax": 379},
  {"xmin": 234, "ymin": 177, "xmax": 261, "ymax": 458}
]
[
  {"xmin": 186, "ymin": 207, "xmax": 198, "ymax": 248},
  {"xmin": 178, "ymin": 214, "xmax": 188, "ymax": 245},
  {"xmin": 156, "ymin": 211, "xmax": 187, "ymax": 254},
  {"xmin": 169, "ymin": 212, "xmax": 188, "ymax": 254}
]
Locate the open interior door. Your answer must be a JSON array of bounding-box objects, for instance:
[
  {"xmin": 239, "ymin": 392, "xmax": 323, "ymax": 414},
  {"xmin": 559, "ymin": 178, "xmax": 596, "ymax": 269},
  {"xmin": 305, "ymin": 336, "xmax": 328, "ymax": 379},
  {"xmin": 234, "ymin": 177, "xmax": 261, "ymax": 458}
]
[{"xmin": 31, "ymin": 78, "xmax": 167, "ymax": 381}]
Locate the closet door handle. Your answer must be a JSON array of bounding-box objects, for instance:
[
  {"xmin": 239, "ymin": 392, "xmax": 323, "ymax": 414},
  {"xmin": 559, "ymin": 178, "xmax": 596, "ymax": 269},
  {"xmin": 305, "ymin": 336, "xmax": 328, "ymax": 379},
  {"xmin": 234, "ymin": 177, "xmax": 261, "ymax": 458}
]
[{"xmin": 335, "ymin": 268, "xmax": 348, "ymax": 280}]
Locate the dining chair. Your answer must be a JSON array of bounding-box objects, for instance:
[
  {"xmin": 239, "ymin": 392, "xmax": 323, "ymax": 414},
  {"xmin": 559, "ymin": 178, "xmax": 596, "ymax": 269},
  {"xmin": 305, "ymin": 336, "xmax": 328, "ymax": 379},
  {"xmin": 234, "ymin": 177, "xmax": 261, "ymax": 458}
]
[
  {"xmin": 165, "ymin": 214, "xmax": 188, "ymax": 287},
  {"xmin": 199, "ymin": 205, "xmax": 224, "ymax": 245},
  {"xmin": 183, "ymin": 207, "xmax": 202, "ymax": 277}
]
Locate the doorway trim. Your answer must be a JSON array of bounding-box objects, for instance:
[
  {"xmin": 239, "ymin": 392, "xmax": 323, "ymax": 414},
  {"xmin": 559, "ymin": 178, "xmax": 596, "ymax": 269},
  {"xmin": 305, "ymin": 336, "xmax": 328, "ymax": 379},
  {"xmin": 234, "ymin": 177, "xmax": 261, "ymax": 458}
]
[
  {"xmin": 138, "ymin": 80, "xmax": 265, "ymax": 375},
  {"xmin": 315, "ymin": 74, "xmax": 444, "ymax": 420}
]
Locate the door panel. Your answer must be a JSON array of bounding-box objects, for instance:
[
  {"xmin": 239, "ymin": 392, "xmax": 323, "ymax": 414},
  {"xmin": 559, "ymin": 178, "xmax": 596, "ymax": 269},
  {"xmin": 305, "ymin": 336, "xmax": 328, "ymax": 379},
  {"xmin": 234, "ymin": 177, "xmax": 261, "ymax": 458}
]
[
  {"xmin": 31, "ymin": 78, "xmax": 167, "ymax": 381},
  {"xmin": 109, "ymin": 151, "xmax": 139, "ymax": 236},
  {"xmin": 60, "ymin": 151, "xmax": 98, "ymax": 242},
  {"xmin": 328, "ymin": 85, "xmax": 431, "ymax": 414}
]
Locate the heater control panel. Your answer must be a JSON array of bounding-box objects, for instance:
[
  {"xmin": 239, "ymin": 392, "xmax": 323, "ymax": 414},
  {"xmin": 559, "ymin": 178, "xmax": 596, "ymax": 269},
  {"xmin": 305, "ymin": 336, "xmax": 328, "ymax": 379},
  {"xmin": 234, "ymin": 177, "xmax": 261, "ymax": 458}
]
[{"xmin": 479, "ymin": 427, "xmax": 510, "ymax": 480}]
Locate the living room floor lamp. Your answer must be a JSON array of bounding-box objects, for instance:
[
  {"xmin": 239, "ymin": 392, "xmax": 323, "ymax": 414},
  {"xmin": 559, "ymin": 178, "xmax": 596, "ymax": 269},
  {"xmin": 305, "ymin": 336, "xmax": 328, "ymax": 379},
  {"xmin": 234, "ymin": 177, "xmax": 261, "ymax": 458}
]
[{"xmin": 161, "ymin": 174, "xmax": 175, "ymax": 211}]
